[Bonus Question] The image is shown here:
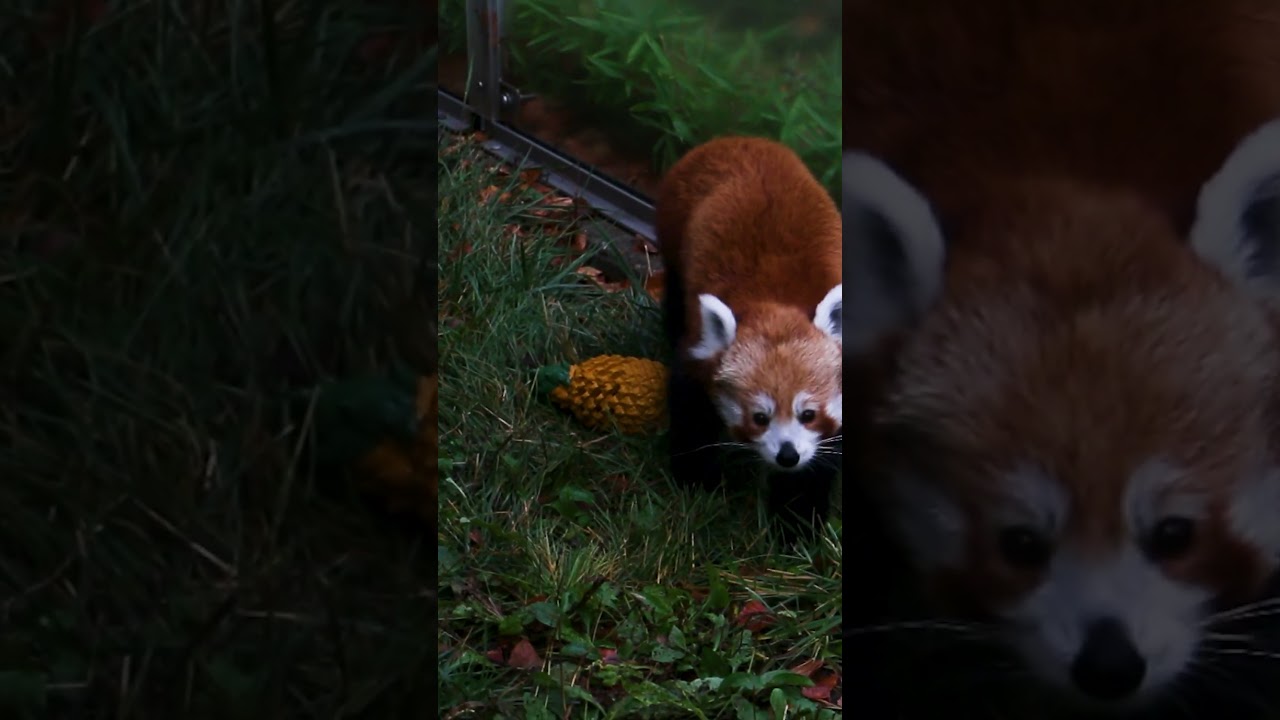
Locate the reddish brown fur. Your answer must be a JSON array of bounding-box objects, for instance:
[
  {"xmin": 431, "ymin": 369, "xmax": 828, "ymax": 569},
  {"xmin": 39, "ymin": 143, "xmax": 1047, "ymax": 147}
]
[
  {"xmin": 845, "ymin": 2, "xmax": 1280, "ymax": 610},
  {"xmin": 844, "ymin": 0, "xmax": 1280, "ymax": 234},
  {"xmin": 657, "ymin": 137, "xmax": 841, "ymax": 385}
]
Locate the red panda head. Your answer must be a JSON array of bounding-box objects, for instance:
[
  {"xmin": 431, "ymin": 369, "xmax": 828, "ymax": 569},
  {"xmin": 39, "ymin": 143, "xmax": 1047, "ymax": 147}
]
[
  {"xmin": 691, "ymin": 286, "xmax": 842, "ymax": 471},
  {"xmin": 844, "ymin": 116, "xmax": 1280, "ymax": 708}
]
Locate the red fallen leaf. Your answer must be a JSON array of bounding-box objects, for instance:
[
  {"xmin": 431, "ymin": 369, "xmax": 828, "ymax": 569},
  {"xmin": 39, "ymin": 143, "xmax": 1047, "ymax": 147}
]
[
  {"xmin": 519, "ymin": 168, "xmax": 543, "ymax": 187},
  {"xmin": 473, "ymin": 131, "xmax": 489, "ymax": 142},
  {"xmin": 605, "ymin": 474, "xmax": 631, "ymax": 493},
  {"xmin": 569, "ymin": 232, "xmax": 589, "ymax": 253},
  {"xmin": 485, "ymin": 647, "xmax": 505, "ymax": 665},
  {"xmin": 447, "ymin": 242, "xmax": 473, "ymax": 261},
  {"xmin": 468, "ymin": 528, "xmax": 483, "ymax": 546},
  {"xmin": 734, "ymin": 599, "xmax": 775, "ymax": 632},
  {"xmin": 644, "ymin": 270, "xmax": 665, "ymax": 302},
  {"xmin": 635, "ymin": 235, "xmax": 660, "ymax": 255},
  {"xmin": 802, "ymin": 671, "xmax": 838, "ymax": 701},
  {"xmin": 599, "ymin": 647, "xmax": 620, "ymax": 664},
  {"xmin": 507, "ymin": 637, "xmax": 543, "ymax": 670}
]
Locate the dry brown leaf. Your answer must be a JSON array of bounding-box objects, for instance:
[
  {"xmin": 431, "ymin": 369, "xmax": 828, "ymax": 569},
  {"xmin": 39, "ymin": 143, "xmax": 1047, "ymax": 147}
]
[
  {"xmin": 790, "ymin": 659, "xmax": 824, "ymax": 677},
  {"xmin": 518, "ymin": 168, "xmax": 543, "ymax": 187},
  {"xmin": 576, "ymin": 265, "xmax": 606, "ymax": 284},
  {"xmin": 635, "ymin": 235, "xmax": 659, "ymax": 255},
  {"xmin": 569, "ymin": 232, "xmax": 589, "ymax": 253},
  {"xmin": 644, "ymin": 270, "xmax": 665, "ymax": 302},
  {"xmin": 447, "ymin": 241, "xmax": 473, "ymax": 262},
  {"xmin": 507, "ymin": 638, "xmax": 543, "ymax": 670}
]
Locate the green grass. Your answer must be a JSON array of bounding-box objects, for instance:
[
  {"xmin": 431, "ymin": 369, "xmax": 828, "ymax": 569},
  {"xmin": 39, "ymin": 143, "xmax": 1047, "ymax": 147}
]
[
  {"xmin": 439, "ymin": 0, "xmax": 841, "ymax": 197},
  {"xmin": 1, "ymin": 2, "xmax": 436, "ymax": 717},
  {"xmin": 436, "ymin": 132, "xmax": 843, "ymax": 718}
]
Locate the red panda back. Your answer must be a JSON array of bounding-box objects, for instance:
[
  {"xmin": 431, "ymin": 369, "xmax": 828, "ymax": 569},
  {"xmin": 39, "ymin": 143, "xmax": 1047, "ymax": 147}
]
[{"xmin": 656, "ymin": 136, "xmax": 840, "ymax": 357}]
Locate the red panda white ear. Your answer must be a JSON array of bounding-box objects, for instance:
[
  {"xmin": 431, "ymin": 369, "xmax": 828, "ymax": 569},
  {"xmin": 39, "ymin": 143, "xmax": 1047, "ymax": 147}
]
[
  {"xmin": 1190, "ymin": 116, "xmax": 1280, "ymax": 291},
  {"xmin": 690, "ymin": 293, "xmax": 736, "ymax": 360},
  {"xmin": 842, "ymin": 152, "xmax": 946, "ymax": 355},
  {"xmin": 813, "ymin": 283, "xmax": 842, "ymax": 342}
]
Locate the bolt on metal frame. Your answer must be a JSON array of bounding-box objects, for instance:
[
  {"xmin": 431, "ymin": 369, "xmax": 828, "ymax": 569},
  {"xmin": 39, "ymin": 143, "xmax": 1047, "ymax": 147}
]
[{"xmin": 438, "ymin": 0, "xmax": 658, "ymax": 240}]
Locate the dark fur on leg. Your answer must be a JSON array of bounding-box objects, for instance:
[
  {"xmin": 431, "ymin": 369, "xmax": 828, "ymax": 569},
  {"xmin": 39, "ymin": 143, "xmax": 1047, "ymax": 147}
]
[
  {"xmin": 663, "ymin": 263, "xmax": 726, "ymax": 491},
  {"xmin": 667, "ymin": 364, "xmax": 726, "ymax": 492}
]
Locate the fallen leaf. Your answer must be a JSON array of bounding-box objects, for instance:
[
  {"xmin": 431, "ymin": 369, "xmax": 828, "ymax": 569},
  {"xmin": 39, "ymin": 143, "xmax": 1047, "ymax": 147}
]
[
  {"xmin": 575, "ymin": 266, "xmax": 630, "ymax": 293},
  {"xmin": 542, "ymin": 196, "xmax": 575, "ymax": 208},
  {"xmin": 802, "ymin": 671, "xmax": 838, "ymax": 701},
  {"xmin": 576, "ymin": 266, "xmax": 606, "ymax": 284},
  {"xmin": 734, "ymin": 599, "xmax": 775, "ymax": 633},
  {"xmin": 478, "ymin": 184, "xmax": 501, "ymax": 204},
  {"xmin": 485, "ymin": 647, "xmax": 505, "ymax": 665},
  {"xmin": 447, "ymin": 242, "xmax": 473, "ymax": 261},
  {"xmin": 605, "ymin": 474, "xmax": 632, "ymax": 493},
  {"xmin": 790, "ymin": 659, "xmax": 824, "ymax": 677},
  {"xmin": 519, "ymin": 168, "xmax": 543, "ymax": 187},
  {"xmin": 644, "ymin": 270, "xmax": 665, "ymax": 302},
  {"xmin": 569, "ymin": 232, "xmax": 589, "ymax": 253},
  {"xmin": 599, "ymin": 647, "xmax": 620, "ymax": 664},
  {"xmin": 507, "ymin": 637, "xmax": 543, "ymax": 670},
  {"xmin": 635, "ymin": 235, "xmax": 659, "ymax": 255}
]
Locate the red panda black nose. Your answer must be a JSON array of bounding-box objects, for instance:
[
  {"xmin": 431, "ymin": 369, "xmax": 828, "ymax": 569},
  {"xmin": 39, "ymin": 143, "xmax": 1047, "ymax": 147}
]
[
  {"xmin": 776, "ymin": 443, "xmax": 800, "ymax": 468},
  {"xmin": 1070, "ymin": 618, "xmax": 1146, "ymax": 701}
]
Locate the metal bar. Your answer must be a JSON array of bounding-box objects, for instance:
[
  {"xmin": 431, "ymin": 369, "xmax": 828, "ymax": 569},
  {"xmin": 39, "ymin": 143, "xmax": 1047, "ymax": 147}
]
[
  {"xmin": 464, "ymin": 0, "xmax": 505, "ymax": 121},
  {"xmin": 438, "ymin": 89, "xmax": 475, "ymax": 132},
  {"xmin": 449, "ymin": 0, "xmax": 656, "ymax": 240},
  {"xmin": 474, "ymin": 114, "xmax": 656, "ymax": 240}
]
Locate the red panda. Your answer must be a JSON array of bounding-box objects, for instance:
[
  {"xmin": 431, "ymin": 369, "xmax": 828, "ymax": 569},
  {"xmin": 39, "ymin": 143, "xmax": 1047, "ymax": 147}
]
[
  {"xmin": 655, "ymin": 136, "xmax": 842, "ymax": 538},
  {"xmin": 842, "ymin": 0, "xmax": 1280, "ymax": 713}
]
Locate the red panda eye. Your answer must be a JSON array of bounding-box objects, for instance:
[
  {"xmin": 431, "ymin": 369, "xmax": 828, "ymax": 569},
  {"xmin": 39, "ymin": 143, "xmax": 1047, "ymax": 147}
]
[
  {"xmin": 751, "ymin": 413, "xmax": 770, "ymax": 427},
  {"xmin": 799, "ymin": 409, "xmax": 817, "ymax": 423},
  {"xmin": 1146, "ymin": 517, "xmax": 1195, "ymax": 561},
  {"xmin": 997, "ymin": 526, "xmax": 1053, "ymax": 570}
]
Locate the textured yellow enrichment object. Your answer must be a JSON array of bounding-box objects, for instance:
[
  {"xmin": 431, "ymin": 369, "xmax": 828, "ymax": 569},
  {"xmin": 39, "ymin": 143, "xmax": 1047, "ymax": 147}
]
[{"xmin": 537, "ymin": 355, "xmax": 668, "ymax": 434}]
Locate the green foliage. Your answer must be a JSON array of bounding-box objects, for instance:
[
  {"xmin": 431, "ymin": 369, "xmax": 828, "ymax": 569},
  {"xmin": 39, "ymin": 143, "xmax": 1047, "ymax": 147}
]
[
  {"xmin": 1, "ymin": 1, "xmax": 435, "ymax": 716},
  {"xmin": 437, "ymin": 133, "xmax": 842, "ymax": 718},
  {"xmin": 439, "ymin": 0, "xmax": 841, "ymax": 197}
]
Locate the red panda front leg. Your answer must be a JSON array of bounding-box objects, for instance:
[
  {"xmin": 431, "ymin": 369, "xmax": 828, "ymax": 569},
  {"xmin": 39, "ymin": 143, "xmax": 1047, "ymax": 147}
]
[
  {"xmin": 666, "ymin": 363, "xmax": 728, "ymax": 492},
  {"xmin": 662, "ymin": 263, "xmax": 727, "ymax": 490}
]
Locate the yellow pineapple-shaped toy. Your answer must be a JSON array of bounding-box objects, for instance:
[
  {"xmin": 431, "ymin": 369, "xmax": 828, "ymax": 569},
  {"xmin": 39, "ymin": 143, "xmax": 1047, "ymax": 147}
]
[{"xmin": 536, "ymin": 355, "xmax": 668, "ymax": 434}]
